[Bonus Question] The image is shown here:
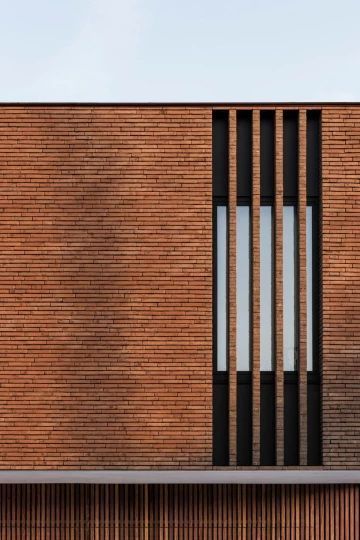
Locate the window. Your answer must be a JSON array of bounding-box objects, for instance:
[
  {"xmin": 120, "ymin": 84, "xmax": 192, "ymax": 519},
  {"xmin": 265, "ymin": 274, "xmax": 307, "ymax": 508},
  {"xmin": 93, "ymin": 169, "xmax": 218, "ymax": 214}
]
[
  {"xmin": 260, "ymin": 205, "xmax": 274, "ymax": 371},
  {"xmin": 213, "ymin": 108, "xmax": 321, "ymax": 467},
  {"xmin": 236, "ymin": 205, "xmax": 250, "ymax": 371},
  {"xmin": 283, "ymin": 205, "xmax": 297, "ymax": 371},
  {"xmin": 306, "ymin": 205, "xmax": 313, "ymax": 371},
  {"xmin": 216, "ymin": 205, "xmax": 227, "ymax": 372}
]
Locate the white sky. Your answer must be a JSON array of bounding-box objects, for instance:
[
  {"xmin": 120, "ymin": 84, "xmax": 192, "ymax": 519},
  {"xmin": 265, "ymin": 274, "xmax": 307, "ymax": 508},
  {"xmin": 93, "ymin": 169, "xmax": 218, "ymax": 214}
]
[{"xmin": 0, "ymin": 0, "xmax": 359, "ymax": 102}]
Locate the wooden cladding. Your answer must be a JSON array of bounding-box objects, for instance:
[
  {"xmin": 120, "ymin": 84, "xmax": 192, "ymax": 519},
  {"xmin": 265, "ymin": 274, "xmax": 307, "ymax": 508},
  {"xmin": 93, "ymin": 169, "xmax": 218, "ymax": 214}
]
[
  {"xmin": 0, "ymin": 484, "xmax": 358, "ymax": 538},
  {"xmin": 213, "ymin": 108, "xmax": 322, "ymax": 467}
]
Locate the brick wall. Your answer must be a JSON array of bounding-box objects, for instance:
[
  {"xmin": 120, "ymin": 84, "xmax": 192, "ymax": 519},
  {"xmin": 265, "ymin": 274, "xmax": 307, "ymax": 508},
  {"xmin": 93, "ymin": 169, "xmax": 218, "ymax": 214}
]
[
  {"xmin": 322, "ymin": 107, "xmax": 360, "ymax": 466},
  {"xmin": 0, "ymin": 105, "xmax": 358, "ymax": 469},
  {"xmin": 0, "ymin": 106, "xmax": 212, "ymax": 468}
]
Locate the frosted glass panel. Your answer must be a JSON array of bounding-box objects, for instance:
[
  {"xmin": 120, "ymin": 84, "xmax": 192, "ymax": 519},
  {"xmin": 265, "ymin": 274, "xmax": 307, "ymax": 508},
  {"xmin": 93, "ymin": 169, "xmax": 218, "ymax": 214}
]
[
  {"xmin": 283, "ymin": 206, "xmax": 297, "ymax": 371},
  {"xmin": 260, "ymin": 206, "xmax": 273, "ymax": 371},
  {"xmin": 217, "ymin": 206, "xmax": 227, "ymax": 371},
  {"xmin": 236, "ymin": 206, "xmax": 250, "ymax": 370},
  {"xmin": 306, "ymin": 206, "xmax": 313, "ymax": 371}
]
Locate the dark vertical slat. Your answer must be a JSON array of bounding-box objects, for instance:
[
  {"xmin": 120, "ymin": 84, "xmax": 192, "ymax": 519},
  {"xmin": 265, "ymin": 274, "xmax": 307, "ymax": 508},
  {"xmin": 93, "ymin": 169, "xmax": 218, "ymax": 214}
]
[
  {"xmin": 283, "ymin": 111, "xmax": 299, "ymax": 199},
  {"xmin": 260, "ymin": 110, "xmax": 275, "ymax": 199},
  {"xmin": 213, "ymin": 111, "xmax": 229, "ymax": 198},
  {"xmin": 284, "ymin": 373, "xmax": 299, "ymax": 465},
  {"xmin": 307, "ymin": 375, "xmax": 321, "ymax": 465},
  {"xmin": 237, "ymin": 374, "xmax": 252, "ymax": 465},
  {"xmin": 237, "ymin": 110, "xmax": 252, "ymax": 198},
  {"xmin": 260, "ymin": 372, "xmax": 276, "ymax": 465},
  {"xmin": 306, "ymin": 111, "xmax": 320, "ymax": 198}
]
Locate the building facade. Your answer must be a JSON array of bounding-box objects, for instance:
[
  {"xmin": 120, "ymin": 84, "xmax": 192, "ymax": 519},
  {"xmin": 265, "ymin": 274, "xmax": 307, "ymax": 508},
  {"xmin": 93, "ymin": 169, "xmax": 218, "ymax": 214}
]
[{"xmin": 0, "ymin": 104, "xmax": 358, "ymax": 537}]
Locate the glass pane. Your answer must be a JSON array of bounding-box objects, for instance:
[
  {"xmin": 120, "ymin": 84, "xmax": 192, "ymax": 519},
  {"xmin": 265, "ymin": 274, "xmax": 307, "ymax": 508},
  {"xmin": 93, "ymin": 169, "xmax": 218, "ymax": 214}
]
[
  {"xmin": 307, "ymin": 206, "xmax": 313, "ymax": 371},
  {"xmin": 260, "ymin": 206, "xmax": 273, "ymax": 371},
  {"xmin": 237, "ymin": 206, "xmax": 250, "ymax": 370},
  {"xmin": 217, "ymin": 206, "xmax": 227, "ymax": 371},
  {"xmin": 283, "ymin": 206, "xmax": 297, "ymax": 371}
]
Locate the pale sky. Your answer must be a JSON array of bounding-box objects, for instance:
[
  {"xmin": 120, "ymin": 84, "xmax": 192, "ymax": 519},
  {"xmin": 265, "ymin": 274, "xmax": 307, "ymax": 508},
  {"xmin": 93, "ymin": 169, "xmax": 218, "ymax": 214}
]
[{"xmin": 0, "ymin": 0, "xmax": 359, "ymax": 102}]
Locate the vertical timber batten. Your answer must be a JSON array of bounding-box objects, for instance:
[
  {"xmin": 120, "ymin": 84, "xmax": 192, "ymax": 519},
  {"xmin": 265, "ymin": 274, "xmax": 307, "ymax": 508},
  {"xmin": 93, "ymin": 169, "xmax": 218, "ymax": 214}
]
[
  {"xmin": 299, "ymin": 109, "xmax": 308, "ymax": 465},
  {"xmin": 252, "ymin": 110, "xmax": 261, "ymax": 466},
  {"xmin": 275, "ymin": 109, "xmax": 284, "ymax": 465},
  {"xmin": 228, "ymin": 110, "xmax": 237, "ymax": 465},
  {"xmin": 0, "ymin": 484, "xmax": 358, "ymax": 537}
]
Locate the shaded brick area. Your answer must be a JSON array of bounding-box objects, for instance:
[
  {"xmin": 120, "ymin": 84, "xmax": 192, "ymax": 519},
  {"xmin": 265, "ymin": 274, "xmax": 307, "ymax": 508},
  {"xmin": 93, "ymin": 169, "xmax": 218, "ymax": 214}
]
[{"xmin": 0, "ymin": 106, "xmax": 212, "ymax": 467}]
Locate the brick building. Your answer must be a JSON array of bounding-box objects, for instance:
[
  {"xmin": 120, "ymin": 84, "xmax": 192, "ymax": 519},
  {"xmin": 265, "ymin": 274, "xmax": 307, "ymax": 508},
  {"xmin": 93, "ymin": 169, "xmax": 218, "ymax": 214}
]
[{"xmin": 0, "ymin": 103, "xmax": 358, "ymax": 537}]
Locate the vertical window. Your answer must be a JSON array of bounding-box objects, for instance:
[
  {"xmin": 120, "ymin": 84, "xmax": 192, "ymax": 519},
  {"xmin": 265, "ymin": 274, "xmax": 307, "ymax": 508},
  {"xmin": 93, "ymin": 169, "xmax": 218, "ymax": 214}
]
[
  {"xmin": 260, "ymin": 205, "xmax": 274, "ymax": 371},
  {"xmin": 216, "ymin": 205, "xmax": 227, "ymax": 371},
  {"xmin": 306, "ymin": 205, "xmax": 313, "ymax": 371},
  {"xmin": 236, "ymin": 205, "xmax": 250, "ymax": 371},
  {"xmin": 283, "ymin": 205, "xmax": 297, "ymax": 371},
  {"xmin": 214, "ymin": 108, "xmax": 321, "ymax": 468}
]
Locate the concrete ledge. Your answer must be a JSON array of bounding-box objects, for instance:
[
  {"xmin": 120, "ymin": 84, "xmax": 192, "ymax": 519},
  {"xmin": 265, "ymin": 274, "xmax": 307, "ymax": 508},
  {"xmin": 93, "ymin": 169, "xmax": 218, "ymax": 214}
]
[{"xmin": 0, "ymin": 470, "xmax": 358, "ymax": 484}]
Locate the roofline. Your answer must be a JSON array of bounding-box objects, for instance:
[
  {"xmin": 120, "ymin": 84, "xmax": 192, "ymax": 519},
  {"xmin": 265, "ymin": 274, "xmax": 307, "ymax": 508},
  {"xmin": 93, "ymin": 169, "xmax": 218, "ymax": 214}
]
[
  {"xmin": 0, "ymin": 470, "xmax": 358, "ymax": 484},
  {"xmin": 0, "ymin": 101, "xmax": 359, "ymax": 107}
]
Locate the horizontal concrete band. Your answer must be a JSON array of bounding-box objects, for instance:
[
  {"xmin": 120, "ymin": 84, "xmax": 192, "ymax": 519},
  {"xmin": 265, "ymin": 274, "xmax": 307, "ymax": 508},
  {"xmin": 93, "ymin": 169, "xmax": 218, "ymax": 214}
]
[{"xmin": 0, "ymin": 470, "xmax": 358, "ymax": 484}]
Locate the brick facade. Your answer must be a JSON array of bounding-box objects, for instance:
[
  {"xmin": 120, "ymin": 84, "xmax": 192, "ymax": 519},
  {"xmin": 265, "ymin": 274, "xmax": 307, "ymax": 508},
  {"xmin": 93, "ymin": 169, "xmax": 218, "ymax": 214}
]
[
  {"xmin": 0, "ymin": 106, "xmax": 212, "ymax": 468},
  {"xmin": 0, "ymin": 104, "xmax": 358, "ymax": 469}
]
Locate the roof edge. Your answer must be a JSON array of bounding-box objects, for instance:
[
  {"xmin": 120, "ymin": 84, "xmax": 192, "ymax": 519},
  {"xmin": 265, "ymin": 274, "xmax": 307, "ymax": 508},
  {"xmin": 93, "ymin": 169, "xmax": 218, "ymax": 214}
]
[{"xmin": 0, "ymin": 101, "xmax": 358, "ymax": 107}]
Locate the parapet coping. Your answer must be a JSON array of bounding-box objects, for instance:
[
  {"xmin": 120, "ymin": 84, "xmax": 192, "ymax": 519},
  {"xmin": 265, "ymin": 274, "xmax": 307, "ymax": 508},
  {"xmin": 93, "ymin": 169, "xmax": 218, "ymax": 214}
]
[{"xmin": 0, "ymin": 470, "xmax": 358, "ymax": 484}]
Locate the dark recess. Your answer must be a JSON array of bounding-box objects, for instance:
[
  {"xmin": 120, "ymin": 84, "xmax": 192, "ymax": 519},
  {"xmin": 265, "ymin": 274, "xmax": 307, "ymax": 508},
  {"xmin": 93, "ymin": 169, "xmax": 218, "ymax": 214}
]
[
  {"xmin": 213, "ymin": 374, "xmax": 229, "ymax": 466},
  {"xmin": 307, "ymin": 111, "xmax": 320, "ymax": 197},
  {"xmin": 307, "ymin": 373, "xmax": 321, "ymax": 465},
  {"xmin": 237, "ymin": 111, "xmax": 252, "ymax": 198},
  {"xmin": 284, "ymin": 372, "xmax": 299, "ymax": 465},
  {"xmin": 237, "ymin": 373, "xmax": 252, "ymax": 465},
  {"xmin": 213, "ymin": 111, "xmax": 229, "ymax": 198},
  {"xmin": 260, "ymin": 372, "xmax": 276, "ymax": 466},
  {"xmin": 260, "ymin": 111, "xmax": 275, "ymax": 199},
  {"xmin": 283, "ymin": 111, "xmax": 299, "ymax": 199}
]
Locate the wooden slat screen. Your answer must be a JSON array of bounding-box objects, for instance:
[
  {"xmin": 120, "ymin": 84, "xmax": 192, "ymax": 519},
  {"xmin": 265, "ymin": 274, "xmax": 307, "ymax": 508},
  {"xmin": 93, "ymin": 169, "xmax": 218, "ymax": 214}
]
[
  {"xmin": 0, "ymin": 484, "xmax": 358, "ymax": 538},
  {"xmin": 219, "ymin": 106, "xmax": 322, "ymax": 466}
]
